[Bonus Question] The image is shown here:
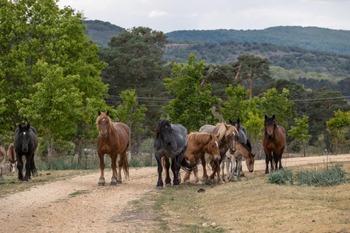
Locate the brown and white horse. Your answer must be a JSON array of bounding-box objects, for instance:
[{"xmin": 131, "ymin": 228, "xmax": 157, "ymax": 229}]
[
  {"xmin": 96, "ymin": 111, "xmax": 130, "ymax": 186},
  {"xmin": 222, "ymin": 142, "xmax": 255, "ymax": 181},
  {"xmin": 7, "ymin": 143, "xmax": 17, "ymax": 173},
  {"xmin": 0, "ymin": 145, "xmax": 6, "ymax": 177}
]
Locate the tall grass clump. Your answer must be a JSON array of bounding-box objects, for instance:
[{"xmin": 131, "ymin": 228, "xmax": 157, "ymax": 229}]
[
  {"xmin": 268, "ymin": 169, "xmax": 293, "ymax": 185},
  {"xmin": 296, "ymin": 164, "xmax": 346, "ymax": 186}
]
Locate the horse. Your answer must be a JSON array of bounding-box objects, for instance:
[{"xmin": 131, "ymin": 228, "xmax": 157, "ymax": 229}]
[
  {"xmin": 222, "ymin": 142, "xmax": 255, "ymax": 181},
  {"xmin": 181, "ymin": 132, "xmax": 220, "ymax": 184},
  {"xmin": 154, "ymin": 120, "xmax": 188, "ymax": 188},
  {"xmin": 7, "ymin": 143, "xmax": 17, "ymax": 173},
  {"xmin": 262, "ymin": 114, "xmax": 286, "ymax": 174},
  {"xmin": 14, "ymin": 123, "xmax": 38, "ymax": 181},
  {"xmin": 0, "ymin": 145, "xmax": 6, "ymax": 177},
  {"xmin": 199, "ymin": 123, "xmax": 239, "ymax": 183},
  {"xmin": 96, "ymin": 111, "xmax": 130, "ymax": 186},
  {"xmin": 229, "ymin": 118, "xmax": 253, "ymax": 156}
]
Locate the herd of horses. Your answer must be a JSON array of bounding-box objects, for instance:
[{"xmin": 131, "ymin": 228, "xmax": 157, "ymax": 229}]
[{"xmin": 0, "ymin": 112, "xmax": 286, "ymax": 189}]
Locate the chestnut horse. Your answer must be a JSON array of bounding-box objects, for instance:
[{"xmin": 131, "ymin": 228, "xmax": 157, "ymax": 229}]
[
  {"xmin": 7, "ymin": 143, "xmax": 17, "ymax": 173},
  {"xmin": 181, "ymin": 132, "xmax": 220, "ymax": 184},
  {"xmin": 222, "ymin": 142, "xmax": 255, "ymax": 181},
  {"xmin": 96, "ymin": 111, "xmax": 130, "ymax": 186},
  {"xmin": 263, "ymin": 115, "xmax": 286, "ymax": 174},
  {"xmin": 199, "ymin": 123, "xmax": 239, "ymax": 183}
]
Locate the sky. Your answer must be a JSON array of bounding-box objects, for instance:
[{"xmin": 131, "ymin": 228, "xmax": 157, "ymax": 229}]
[{"xmin": 57, "ymin": 0, "xmax": 350, "ymax": 33}]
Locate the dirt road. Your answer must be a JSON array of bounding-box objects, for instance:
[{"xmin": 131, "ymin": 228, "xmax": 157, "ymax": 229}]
[{"xmin": 1, "ymin": 154, "xmax": 349, "ymax": 233}]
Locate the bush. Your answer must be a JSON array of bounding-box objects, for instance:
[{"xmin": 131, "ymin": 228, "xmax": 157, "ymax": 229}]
[
  {"xmin": 296, "ymin": 164, "xmax": 346, "ymax": 186},
  {"xmin": 268, "ymin": 169, "xmax": 293, "ymax": 185}
]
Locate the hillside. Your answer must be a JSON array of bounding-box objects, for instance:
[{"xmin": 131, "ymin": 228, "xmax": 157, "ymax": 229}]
[
  {"xmin": 167, "ymin": 26, "xmax": 350, "ymax": 56},
  {"xmin": 84, "ymin": 20, "xmax": 124, "ymax": 47}
]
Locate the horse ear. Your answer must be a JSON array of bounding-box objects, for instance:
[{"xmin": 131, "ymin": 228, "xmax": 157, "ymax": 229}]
[
  {"xmin": 265, "ymin": 115, "xmax": 268, "ymax": 120},
  {"xmin": 26, "ymin": 122, "xmax": 30, "ymax": 129},
  {"xmin": 272, "ymin": 114, "xmax": 275, "ymax": 120},
  {"xmin": 237, "ymin": 118, "xmax": 240, "ymax": 124},
  {"xmin": 98, "ymin": 111, "xmax": 101, "ymax": 116},
  {"xmin": 106, "ymin": 111, "xmax": 110, "ymax": 116},
  {"xmin": 229, "ymin": 119, "xmax": 233, "ymax": 124}
]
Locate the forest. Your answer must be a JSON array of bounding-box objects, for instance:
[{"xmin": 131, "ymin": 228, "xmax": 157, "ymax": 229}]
[{"xmin": 0, "ymin": 3, "xmax": 349, "ymax": 169}]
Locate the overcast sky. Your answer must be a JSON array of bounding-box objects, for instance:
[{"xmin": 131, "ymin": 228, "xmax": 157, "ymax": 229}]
[{"xmin": 57, "ymin": 0, "xmax": 350, "ymax": 33}]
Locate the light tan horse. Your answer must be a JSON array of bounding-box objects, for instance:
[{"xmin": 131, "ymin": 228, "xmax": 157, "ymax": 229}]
[
  {"xmin": 96, "ymin": 111, "xmax": 130, "ymax": 186},
  {"xmin": 199, "ymin": 123, "xmax": 239, "ymax": 183},
  {"xmin": 181, "ymin": 132, "xmax": 220, "ymax": 184}
]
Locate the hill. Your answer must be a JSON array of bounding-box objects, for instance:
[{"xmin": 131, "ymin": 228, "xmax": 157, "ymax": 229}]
[
  {"xmin": 167, "ymin": 26, "xmax": 350, "ymax": 56},
  {"xmin": 83, "ymin": 20, "xmax": 124, "ymax": 47}
]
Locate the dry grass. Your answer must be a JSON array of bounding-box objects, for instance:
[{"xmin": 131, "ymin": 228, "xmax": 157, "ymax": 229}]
[{"xmin": 154, "ymin": 162, "xmax": 350, "ymax": 233}]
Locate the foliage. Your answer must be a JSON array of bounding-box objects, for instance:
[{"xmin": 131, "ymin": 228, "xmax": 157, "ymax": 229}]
[
  {"xmin": 163, "ymin": 54, "xmax": 221, "ymax": 131},
  {"xmin": 0, "ymin": 0, "xmax": 108, "ymax": 166},
  {"xmin": 288, "ymin": 115, "xmax": 312, "ymax": 156},
  {"xmin": 115, "ymin": 89, "xmax": 147, "ymax": 154},
  {"xmin": 99, "ymin": 26, "xmax": 168, "ymax": 136},
  {"xmin": 220, "ymin": 84, "xmax": 249, "ymax": 122},
  {"xmin": 326, "ymin": 110, "xmax": 350, "ymax": 153},
  {"xmin": 296, "ymin": 164, "xmax": 346, "ymax": 186},
  {"xmin": 268, "ymin": 169, "xmax": 293, "ymax": 185}
]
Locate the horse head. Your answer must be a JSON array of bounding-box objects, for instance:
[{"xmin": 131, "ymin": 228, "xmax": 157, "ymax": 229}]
[
  {"xmin": 16, "ymin": 123, "xmax": 32, "ymax": 153},
  {"xmin": 245, "ymin": 153, "xmax": 255, "ymax": 173},
  {"xmin": 224, "ymin": 124, "xmax": 239, "ymax": 154},
  {"xmin": 97, "ymin": 111, "xmax": 112, "ymax": 138},
  {"xmin": 264, "ymin": 114, "xmax": 276, "ymax": 138},
  {"xmin": 157, "ymin": 120, "xmax": 177, "ymax": 151}
]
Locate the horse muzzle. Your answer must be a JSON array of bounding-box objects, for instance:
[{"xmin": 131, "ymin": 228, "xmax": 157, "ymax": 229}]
[
  {"xmin": 229, "ymin": 148, "xmax": 236, "ymax": 154},
  {"xmin": 99, "ymin": 131, "xmax": 108, "ymax": 138},
  {"xmin": 213, "ymin": 154, "xmax": 221, "ymax": 161}
]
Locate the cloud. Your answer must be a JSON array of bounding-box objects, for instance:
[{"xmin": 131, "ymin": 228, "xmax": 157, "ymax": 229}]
[{"xmin": 148, "ymin": 10, "xmax": 168, "ymax": 18}]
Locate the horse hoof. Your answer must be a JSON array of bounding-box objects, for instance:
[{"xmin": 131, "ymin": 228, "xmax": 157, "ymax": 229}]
[
  {"xmin": 165, "ymin": 183, "xmax": 171, "ymax": 187},
  {"xmin": 156, "ymin": 186, "xmax": 163, "ymax": 189},
  {"xmin": 117, "ymin": 180, "xmax": 122, "ymax": 184},
  {"xmin": 98, "ymin": 182, "xmax": 105, "ymax": 186},
  {"xmin": 110, "ymin": 181, "xmax": 117, "ymax": 186},
  {"xmin": 173, "ymin": 184, "xmax": 180, "ymax": 188}
]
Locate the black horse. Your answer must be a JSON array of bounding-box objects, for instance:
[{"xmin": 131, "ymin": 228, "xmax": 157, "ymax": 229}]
[
  {"xmin": 154, "ymin": 120, "xmax": 188, "ymax": 188},
  {"xmin": 14, "ymin": 123, "xmax": 38, "ymax": 181}
]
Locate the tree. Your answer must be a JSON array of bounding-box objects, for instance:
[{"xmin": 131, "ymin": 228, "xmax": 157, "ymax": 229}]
[
  {"xmin": 233, "ymin": 55, "xmax": 272, "ymax": 99},
  {"xmin": 100, "ymin": 26, "xmax": 168, "ymax": 136},
  {"xmin": 220, "ymin": 84, "xmax": 249, "ymax": 122},
  {"xmin": 326, "ymin": 110, "xmax": 350, "ymax": 153},
  {"xmin": 115, "ymin": 89, "xmax": 147, "ymax": 155},
  {"xmin": 164, "ymin": 54, "xmax": 221, "ymax": 131},
  {"xmin": 288, "ymin": 115, "xmax": 312, "ymax": 156},
  {"xmin": 0, "ymin": 0, "xmax": 108, "ymax": 164}
]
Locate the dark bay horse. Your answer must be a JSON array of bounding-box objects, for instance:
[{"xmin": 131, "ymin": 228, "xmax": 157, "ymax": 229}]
[
  {"xmin": 181, "ymin": 132, "xmax": 220, "ymax": 184},
  {"xmin": 199, "ymin": 123, "xmax": 239, "ymax": 183},
  {"xmin": 154, "ymin": 120, "xmax": 188, "ymax": 188},
  {"xmin": 263, "ymin": 115, "xmax": 286, "ymax": 174},
  {"xmin": 14, "ymin": 123, "xmax": 38, "ymax": 181},
  {"xmin": 96, "ymin": 111, "xmax": 130, "ymax": 186},
  {"xmin": 7, "ymin": 143, "xmax": 17, "ymax": 173}
]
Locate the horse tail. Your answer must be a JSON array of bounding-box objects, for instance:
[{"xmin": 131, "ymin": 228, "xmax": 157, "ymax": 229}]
[{"xmin": 119, "ymin": 151, "xmax": 129, "ymax": 179}]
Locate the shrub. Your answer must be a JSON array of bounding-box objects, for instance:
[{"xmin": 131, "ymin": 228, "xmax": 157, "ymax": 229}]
[
  {"xmin": 268, "ymin": 169, "xmax": 293, "ymax": 185},
  {"xmin": 296, "ymin": 164, "xmax": 346, "ymax": 186}
]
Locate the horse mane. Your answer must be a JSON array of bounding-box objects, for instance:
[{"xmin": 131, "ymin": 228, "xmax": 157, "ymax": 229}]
[
  {"xmin": 96, "ymin": 112, "xmax": 114, "ymax": 130},
  {"xmin": 215, "ymin": 123, "xmax": 227, "ymax": 141}
]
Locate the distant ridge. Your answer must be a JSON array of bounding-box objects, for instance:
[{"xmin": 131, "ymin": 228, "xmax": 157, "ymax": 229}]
[
  {"xmin": 84, "ymin": 20, "xmax": 124, "ymax": 47},
  {"xmin": 166, "ymin": 26, "xmax": 350, "ymax": 56}
]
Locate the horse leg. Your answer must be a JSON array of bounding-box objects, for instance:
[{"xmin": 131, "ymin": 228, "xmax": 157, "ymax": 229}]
[
  {"xmin": 201, "ymin": 156, "xmax": 208, "ymax": 181},
  {"xmin": 110, "ymin": 154, "xmax": 118, "ymax": 186},
  {"xmin": 264, "ymin": 151, "xmax": 271, "ymax": 174},
  {"xmin": 98, "ymin": 152, "xmax": 106, "ymax": 186},
  {"xmin": 23, "ymin": 154, "xmax": 32, "ymax": 181},
  {"xmin": 164, "ymin": 158, "xmax": 171, "ymax": 186},
  {"xmin": 16, "ymin": 153, "xmax": 24, "ymax": 181},
  {"xmin": 193, "ymin": 166, "xmax": 200, "ymax": 183},
  {"xmin": 30, "ymin": 155, "xmax": 38, "ymax": 177},
  {"xmin": 156, "ymin": 156, "xmax": 164, "ymax": 188},
  {"xmin": 171, "ymin": 157, "xmax": 180, "ymax": 187}
]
